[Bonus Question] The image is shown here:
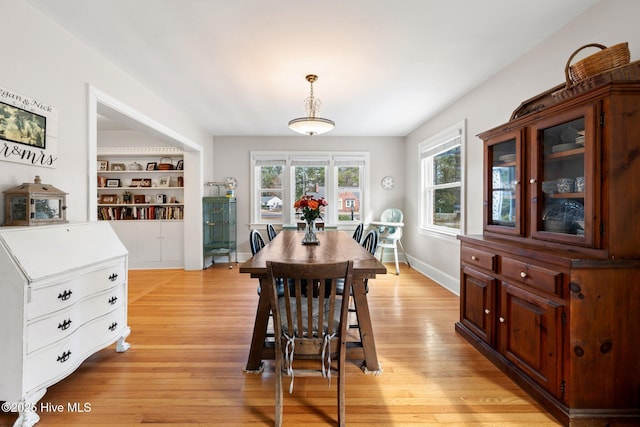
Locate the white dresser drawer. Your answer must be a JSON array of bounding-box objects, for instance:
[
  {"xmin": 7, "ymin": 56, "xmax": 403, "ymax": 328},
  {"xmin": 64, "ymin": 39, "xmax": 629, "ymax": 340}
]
[
  {"xmin": 26, "ymin": 284, "xmax": 126, "ymax": 354},
  {"xmin": 27, "ymin": 259, "xmax": 125, "ymax": 320},
  {"xmin": 24, "ymin": 305, "xmax": 127, "ymax": 393}
]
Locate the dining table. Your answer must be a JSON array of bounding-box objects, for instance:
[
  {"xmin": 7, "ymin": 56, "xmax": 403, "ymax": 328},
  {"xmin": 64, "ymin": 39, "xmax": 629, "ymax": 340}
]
[{"xmin": 239, "ymin": 229, "xmax": 387, "ymax": 374}]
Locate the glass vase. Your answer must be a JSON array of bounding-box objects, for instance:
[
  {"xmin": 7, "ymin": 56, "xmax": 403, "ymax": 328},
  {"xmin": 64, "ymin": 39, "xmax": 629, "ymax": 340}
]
[{"xmin": 302, "ymin": 219, "xmax": 319, "ymax": 244}]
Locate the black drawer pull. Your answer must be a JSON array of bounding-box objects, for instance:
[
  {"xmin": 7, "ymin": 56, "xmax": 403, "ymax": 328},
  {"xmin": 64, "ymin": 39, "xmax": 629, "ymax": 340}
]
[
  {"xmin": 57, "ymin": 289, "xmax": 73, "ymax": 301},
  {"xmin": 108, "ymin": 273, "xmax": 119, "ymax": 281},
  {"xmin": 56, "ymin": 350, "xmax": 72, "ymax": 363},
  {"xmin": 108, "ymin": 296, "xmax": 118, "ymax": 305},
  {"xmin": 57, "ymin": 318, "xmax": 72, "ymax": 331},
  {"xmin": 108, "ymin": 322, "xmax": 118, "ymax": 331}
]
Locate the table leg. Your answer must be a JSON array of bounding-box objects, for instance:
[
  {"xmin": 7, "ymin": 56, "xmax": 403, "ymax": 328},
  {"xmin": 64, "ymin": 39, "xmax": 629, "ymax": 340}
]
[
  {"xmin": 351, "ymin": 277, "xmax": 382, "ymax": 374},
  {"xmin": 244, "ymin": 280, "xmax": 271, "ymax": 372}
]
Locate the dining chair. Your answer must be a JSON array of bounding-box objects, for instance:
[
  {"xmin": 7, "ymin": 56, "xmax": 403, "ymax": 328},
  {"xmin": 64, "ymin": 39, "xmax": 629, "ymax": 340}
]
[
  {"xmin": 352, "ymin": 223, "xmax": 364, "ymax": 243},
  {"xmin": 266, "ymin": 223, "xmax": 278, "ymax": 241},
  {"xmin": 250, "ymin": 229, "xmax": 287, "ymax": 298},
  {"xmin": 249, "ymin": 229, "xmax": 266, "ymax": 256},
  {"xmin": 361, "ymin": 229, "xmax": 378, "ymax": 256},
  {"xmin": 266, "ymin": 260, "xmax": 354, "ymax": 427}
]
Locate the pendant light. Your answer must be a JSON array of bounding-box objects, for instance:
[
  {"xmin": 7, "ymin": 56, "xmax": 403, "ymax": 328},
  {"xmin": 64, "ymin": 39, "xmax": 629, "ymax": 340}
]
[{"xmin": 288, "ymin": 74, "xmax": 335, "ymax": 136}]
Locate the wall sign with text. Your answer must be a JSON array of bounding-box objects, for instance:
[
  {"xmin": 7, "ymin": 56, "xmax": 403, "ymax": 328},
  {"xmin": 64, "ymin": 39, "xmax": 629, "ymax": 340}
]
[{"xmin": 0, "ymin": 86, "xmax": 58, "ymax": 168}]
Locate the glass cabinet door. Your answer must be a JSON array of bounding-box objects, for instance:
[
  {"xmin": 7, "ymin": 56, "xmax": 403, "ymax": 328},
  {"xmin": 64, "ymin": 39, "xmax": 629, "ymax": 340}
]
[
  {"xmin": 530, "ymin": 106, "xmax": 596, "ymax": 247},
  {"xmin": 485, "ymin": 130, "xmax": 523, "ymax": 236}
]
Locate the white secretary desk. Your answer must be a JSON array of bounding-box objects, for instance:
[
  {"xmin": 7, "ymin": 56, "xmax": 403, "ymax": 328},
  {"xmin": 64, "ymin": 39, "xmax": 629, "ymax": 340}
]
[{"xmin": 0, "ymin": 222, "xmax": 131, "ymax": 427}]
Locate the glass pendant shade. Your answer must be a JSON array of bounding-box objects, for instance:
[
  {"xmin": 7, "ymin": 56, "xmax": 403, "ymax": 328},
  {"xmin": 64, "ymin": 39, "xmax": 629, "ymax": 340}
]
[{"xmin": 288, "ymin": 116, "xmax": 335, "ymax": 136}]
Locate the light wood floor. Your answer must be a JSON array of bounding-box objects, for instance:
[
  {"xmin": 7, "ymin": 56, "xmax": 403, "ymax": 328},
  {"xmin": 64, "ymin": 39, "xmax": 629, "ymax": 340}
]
[{"xmin": 0, "ymin": 263, "xmax": 561, "ymax": 426}]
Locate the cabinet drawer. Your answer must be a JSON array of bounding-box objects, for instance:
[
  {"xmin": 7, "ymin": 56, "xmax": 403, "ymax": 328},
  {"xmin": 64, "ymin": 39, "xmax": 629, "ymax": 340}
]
[
  {"xmin": 27, "ymin": 259, "xmax": 126, "ymax": 320},
  {"xmin": 461, "ymin": 246, "xmax": 497, "ymax": 272},
  {"xmin": 24, "ymin": 306, "xmax": 127, "ymax": 393},
  {"xmin": 502, "ymin": 257, "xmax": 563, "ymax": 296},
  {"xmin": 26, "ymin": 284, "xmax": 126, "ymax": 354}
]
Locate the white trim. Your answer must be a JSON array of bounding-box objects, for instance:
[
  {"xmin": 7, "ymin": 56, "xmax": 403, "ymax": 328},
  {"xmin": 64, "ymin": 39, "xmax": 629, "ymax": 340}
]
[{"xmin": 97, "ymin": 146, "xmax": 183, "ymax": 156}]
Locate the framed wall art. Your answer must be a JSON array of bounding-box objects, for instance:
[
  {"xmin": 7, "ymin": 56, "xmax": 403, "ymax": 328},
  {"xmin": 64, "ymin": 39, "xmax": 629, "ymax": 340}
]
[{"xmin": 0, "ymin": 86, "xmax": 59, "ymax": 168}]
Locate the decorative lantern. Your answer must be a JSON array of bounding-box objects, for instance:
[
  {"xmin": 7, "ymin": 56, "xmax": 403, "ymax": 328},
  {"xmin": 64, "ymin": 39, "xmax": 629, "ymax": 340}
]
[{"xmin": 3, "ymin": 176, "xmax": 68, "ymax": 226}]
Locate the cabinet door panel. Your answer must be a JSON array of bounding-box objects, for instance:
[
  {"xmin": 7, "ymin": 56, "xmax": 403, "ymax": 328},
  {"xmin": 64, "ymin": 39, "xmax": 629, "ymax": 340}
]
[
  {"xmin": 161, "ymin": 221, "xmax": 184, "ymax": 262},
  {"xmin": 460, "ymin": 267, "xmax": 496, "ymax": 346},
  {"xmin": 484, "ymin": 130, "xmax": 524, "ymax": 236},
  {"xmin": 530, "ymin": 105, "xmax": 598, "ymax": 248},
  {"xmin": 499, "ymin": 282, "xmax": 563, "ymax": 397}
]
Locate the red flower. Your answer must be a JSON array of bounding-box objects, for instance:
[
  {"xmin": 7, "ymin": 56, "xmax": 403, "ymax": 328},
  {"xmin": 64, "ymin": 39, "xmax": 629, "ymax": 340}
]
[{"xmin": 293, "ymin": 195, "xmax": 327, "ymax": 221}]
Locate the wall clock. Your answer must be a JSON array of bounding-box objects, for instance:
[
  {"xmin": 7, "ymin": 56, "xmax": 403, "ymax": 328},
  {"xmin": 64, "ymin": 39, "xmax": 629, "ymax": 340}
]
[{"xmin": 381, "ymin": 175, "xmax": 395, "ymax": 191}]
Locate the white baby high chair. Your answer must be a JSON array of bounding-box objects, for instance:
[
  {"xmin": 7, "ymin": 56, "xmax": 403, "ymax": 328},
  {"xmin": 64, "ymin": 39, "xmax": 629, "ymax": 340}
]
[{"xmin": 370, "ymin": 208, "xmax": 410, "ymax": 275}]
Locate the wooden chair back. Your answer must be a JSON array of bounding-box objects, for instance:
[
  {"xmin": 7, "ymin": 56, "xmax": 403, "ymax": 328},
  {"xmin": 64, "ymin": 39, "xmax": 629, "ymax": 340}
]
[{"xmin": 266, "ymin": 260, "xmax": 354, "ymax": 427}]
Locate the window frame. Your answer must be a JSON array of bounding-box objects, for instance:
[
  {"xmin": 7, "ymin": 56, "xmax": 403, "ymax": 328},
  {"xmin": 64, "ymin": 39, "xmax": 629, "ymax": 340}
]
[
  {"xmin": 250, "ymin": 151, "xmax": 369, "ymax": 227},
  {"xmin": 418, "ymin": 120, "xmax": 466, "ymax": 237}
]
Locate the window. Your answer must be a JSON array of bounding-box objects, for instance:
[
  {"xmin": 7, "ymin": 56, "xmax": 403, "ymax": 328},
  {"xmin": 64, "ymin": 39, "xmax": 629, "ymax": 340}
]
[
  {"xmin": 256, "ymin": 160, "xmax": 285, "ymax": 223},
  {"xmin": 251, "ymin": 152, "xmax": 369, "ymax": 226},
  {"xmin": 419, "ymin": 120, "xmax": 465, "ymax": 236}
]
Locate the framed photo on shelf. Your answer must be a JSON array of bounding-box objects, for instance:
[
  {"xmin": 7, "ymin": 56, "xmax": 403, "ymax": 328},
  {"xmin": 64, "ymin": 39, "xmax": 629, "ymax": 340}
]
[
  {"xmin": 110, "ymin": 163, "xmax": 126, "ymax": 171},
  {"xmin": 158, "ymin": 176, "xmax": 171, "ymax": 187},
  {"xmin": 140, "ymin": 178, "xmax": 152, "ymax": 187},
  {"xmin": 156, "ymin": 194, "xmax": 167, "ymax": 204},
  {"xmin": 130, "ymin": 178, "xmax": 142, "ymax": 187},
  {"xmin": 176, "ymin": 160, "xmax": 184, "ymax": 170},
  {"xmin": 134, "ymin": 195, "xmax": 146, "ymax": 204},
  {"xmin": 99, "ymin": 194, "xmax": 117, "ymax": 204},
  {"xmin": 106, "ymin": 178, "xmax": 120, "ymax": 188},
  {"xmin": 98, "ymin": 160, "xmax": 109, "ymax": 171},
  {"xmin": 146, "ymin": 162, "xmax": 157, "ymax": 171}
]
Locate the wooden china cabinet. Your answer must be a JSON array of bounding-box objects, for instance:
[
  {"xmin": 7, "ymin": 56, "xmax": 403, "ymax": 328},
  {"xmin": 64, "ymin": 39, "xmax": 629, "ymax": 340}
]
[{"xmin": 456, "ymin": 82, "xmax": 640, "ymax": 426}]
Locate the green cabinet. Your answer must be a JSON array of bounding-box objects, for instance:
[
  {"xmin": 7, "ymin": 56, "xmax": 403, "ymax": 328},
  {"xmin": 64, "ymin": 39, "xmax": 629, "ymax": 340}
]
[{"xmin": 203, "ymin": 197, "xmax": 237, "ymax": 267}]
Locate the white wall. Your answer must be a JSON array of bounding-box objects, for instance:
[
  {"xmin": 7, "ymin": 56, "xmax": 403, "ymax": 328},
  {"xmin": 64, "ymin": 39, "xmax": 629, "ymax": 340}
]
[
  {"xmin": 0, "ymin": 0, "xmax": 211, "ymax": 269},
  {"xmin": 210, "ymin": 135, "xmax": 404, "ymax": 257},
  {"xmin": 404, "ymin": 0, "xmax": 640, "ymax": 294}
]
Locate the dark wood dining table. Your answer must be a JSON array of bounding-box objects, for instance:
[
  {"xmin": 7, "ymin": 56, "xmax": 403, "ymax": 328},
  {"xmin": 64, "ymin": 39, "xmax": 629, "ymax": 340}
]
[{"xmin": 239, "ymin": 229, "xmax": 386, "ymax": 374}]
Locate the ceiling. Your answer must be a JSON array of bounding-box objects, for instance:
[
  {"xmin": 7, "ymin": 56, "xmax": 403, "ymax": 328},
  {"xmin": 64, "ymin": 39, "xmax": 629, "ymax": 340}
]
[{"xmin": 27, "ymin": 0, "xmax": 599, "ymax": 137}]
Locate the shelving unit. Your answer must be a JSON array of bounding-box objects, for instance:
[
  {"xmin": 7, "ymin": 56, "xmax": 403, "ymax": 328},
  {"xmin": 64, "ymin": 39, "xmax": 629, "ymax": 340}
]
[
  {"xmin": 97, "ymin": 146, "xmax": 185, "ymax": 269},
  {"xmin": 456, "ymin": 82, "xmax": 640, "ymax": 426}
]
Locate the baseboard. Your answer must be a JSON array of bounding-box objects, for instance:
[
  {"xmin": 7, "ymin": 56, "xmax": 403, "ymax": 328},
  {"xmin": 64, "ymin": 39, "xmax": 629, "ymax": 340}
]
[{"xmin": 405, "ymin": 254, "xmax": 459, "ymax": 296}]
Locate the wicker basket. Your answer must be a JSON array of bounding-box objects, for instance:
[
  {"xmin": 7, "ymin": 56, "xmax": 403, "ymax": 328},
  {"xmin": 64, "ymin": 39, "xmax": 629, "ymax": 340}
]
[
  {"xmin": 553, "ymin": 59, "xmax": 640, "ymax": 101},
  {"xmin": 565, "ymin": 42, "xmax": 630, "ymax": 88},
  {"xmin": 157, "ymin": 157, "xmax": 174, "ymax": 170}
]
